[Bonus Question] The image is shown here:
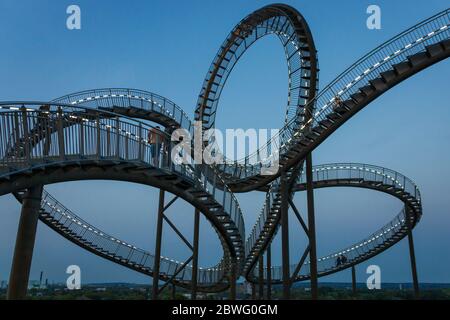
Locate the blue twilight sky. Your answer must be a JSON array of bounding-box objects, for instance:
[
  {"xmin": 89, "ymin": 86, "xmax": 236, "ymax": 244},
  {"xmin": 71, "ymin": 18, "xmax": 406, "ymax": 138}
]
[{"xmin": 0, "ymin": 0, "xmax": 450, "ymax": 286}]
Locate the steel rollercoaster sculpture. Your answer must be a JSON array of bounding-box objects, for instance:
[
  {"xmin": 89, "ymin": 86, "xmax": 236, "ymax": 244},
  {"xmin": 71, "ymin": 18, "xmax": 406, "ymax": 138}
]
[{"xmin": 1, "ymin": 4, "xmax": 449, "ymax": 300}]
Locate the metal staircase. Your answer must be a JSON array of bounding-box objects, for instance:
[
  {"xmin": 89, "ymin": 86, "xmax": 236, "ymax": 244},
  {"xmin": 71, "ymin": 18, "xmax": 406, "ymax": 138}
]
[
  {"xmin": 0, "ymin": 6, "xmax": 448, "ymax": 294},
  {"xmin": 248, "ymin": 163, "xmax": 422, "ymax": 283}
]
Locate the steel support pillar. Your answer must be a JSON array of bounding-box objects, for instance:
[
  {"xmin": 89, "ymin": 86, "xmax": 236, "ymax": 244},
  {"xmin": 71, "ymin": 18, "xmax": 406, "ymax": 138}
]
[
  {"xmin": 258, "ymin": 254, "xmax": 264, "ymax": 299},
  {"xmin": 306, "ymin": 153, "xmax": 318, "ymax": 300},
  {"xmin": 351, "ymin": 265, "xmax": 357, "ymax": 298},
  {"xmin": 152, "ymin": 189, "xmax": 165, "ymax": 300},
  {"xmin": 172, "ymin": 283, "xmax": 176, "ymax": 300},
  {"xmin": 191, "ymin": 209, "xmax": 200, "ymax": 300},
  {"xmin": 229, "ymin": 259, "xmax": 237, "ymax": 300},
  {"xmin": 266, "ymin": 244, "xmax": 272, "ymax": 300},
  {"xmin": 251, "ymin": 283, "xmax": 256, "ymax": 300},
  {"xmin": 7, "ymin": 185, "xmax": 43, "ymax": 300},
  {"xmin": 280, "ymin": 171, "xmax": 290, "ymax": 300},
  {"xmin": 407, "ymin": 226, "xmax": 420, "ymax": 299}
]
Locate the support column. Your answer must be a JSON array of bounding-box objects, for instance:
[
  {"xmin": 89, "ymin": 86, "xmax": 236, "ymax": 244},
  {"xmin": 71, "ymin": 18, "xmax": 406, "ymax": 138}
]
[
  {"xmin": 351, "ymin": 265, "xmax": 357, "ymax": 298},
  {"xmin": 407, "ymin": 227, "xmax": 420, "ymax": 299},
  {"xmin": 7, "ymin": 185, "xmax": 43, "ymax": 300},
  {"xmin": 229, "ymin": 259, "xmax": 236, "ymax": 300},
  {"xmin": 152, "ymin": 190, "xmax": 165, "ymax": 300},
  {"xmin": 306, "ymin": 153, "xmax": 318, "ymax": 300},
  {"xmin": 251, "ymin": 283, "xmax": 256, "ymax": 300},
  {"xmin": 266, "ymin": 244, "xmax": 272, "ymax": 300},
  {"xmin": 258, "ymin": 254, "xmax": 264, "ymax": 299},
  {"xmin": 172, "ymin": 283, "xmax": 176, "ymax": 300},
  {"xmin": 191, "ymin": 209, "xmax": 200, "ymax": 300},
  {"xmin": 280, "ymin": 171, "xmax": 290, "ymax": 300}
]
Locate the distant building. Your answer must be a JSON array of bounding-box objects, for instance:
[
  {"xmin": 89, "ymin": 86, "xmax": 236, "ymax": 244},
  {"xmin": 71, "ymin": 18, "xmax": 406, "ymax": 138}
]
[{"xmin": 28, "ymin": 280, "xmax": 47, "ymax": 290}]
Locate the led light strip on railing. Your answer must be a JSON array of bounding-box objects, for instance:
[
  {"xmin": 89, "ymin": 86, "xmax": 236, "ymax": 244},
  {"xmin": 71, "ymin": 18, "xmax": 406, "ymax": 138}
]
[
  {"xmin": 57, "ymin": 89, "xmax": 191, "ymax": 120},
  {"xmin": 70, "ymin": 94, "xmax": 177, "ymax": 118},
  {"xmin": 0, "ymin": 106, "xmax": 35, "ymax": 112},
  {"xmin": 245, "ymin": 160, "xmax": 422, "ymax": 277},
  {"xmin": 313, "ymin": 23, "xmax": 450, "ymax": 118},
  {"xmin": 309, "ymin": 165, "xmax": 418, "ymax": 191},
  {"xmin": 312, "ymin": 216, "xmax": 407, "ymax": 263},
  {"xmin": 43, "ymin": 195, "xmax": 216, "ymax": 272}
]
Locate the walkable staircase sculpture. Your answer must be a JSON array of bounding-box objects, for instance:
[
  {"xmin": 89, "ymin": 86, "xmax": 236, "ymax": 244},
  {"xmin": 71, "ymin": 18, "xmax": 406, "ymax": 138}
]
[{"xmin": 0, "ymin": 4, "xmax": 448, "ymax": 295}]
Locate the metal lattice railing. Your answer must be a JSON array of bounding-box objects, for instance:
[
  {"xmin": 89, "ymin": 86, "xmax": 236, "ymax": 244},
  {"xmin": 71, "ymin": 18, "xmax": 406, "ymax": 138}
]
[
  {"xmin": 40, "ymin": 190, "xmax": 227, "ymax": 285},
  {"xmin": 255, "ymin": 208, "xmax": 410, "ymax": 281},
  {"xmin": 249, "ymin": 163, "xmax": 422, "ymax": 281},
  {"xmin": 52, "ymin": 88, "xmax": 192, "ymax": 132},
  {"xmin": 240, "ymin": 9, "xmax": 449, "ymax": 279},
  {"xmin": 0, "ymin": 103, "xmax": 245, "ymax": 284},
  {"xmin": 220, "ymin": 9, "xmax": 450, "ymax": 180}
]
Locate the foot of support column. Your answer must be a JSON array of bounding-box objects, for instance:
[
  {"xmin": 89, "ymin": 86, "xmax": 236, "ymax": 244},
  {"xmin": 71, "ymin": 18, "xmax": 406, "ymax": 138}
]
[
  {"xmin": 306, "ymin": 153, "xmax": 318, "ymax": 300},
  {"xmin": 258, "ymin": 254, "xmax": 264, "ymax": 299},
  {"xmin": 7, "ymin": 185, "xmax": 43, "ymax": 300},
  {"xmin": 280, "ymin": 171, "xmax": 291, "ymax": 300},
  {"xmin": 251, "ymin": 283, "xmax": 256, "ymax": 300},
  {"xmin": 172, "ymin": 283, "xmax": 176, "ymax": 300},
  {"xmin": 229, "ymin": 259, "xmax": 237, "ymax": 300},
  {"xmin": 152, "ymin": 190, "xmax": 165, "ymax": 300},
  {"xmin": 191, "ymin": 209, "xmax": 200, "ymax": 300},
  {"xmin": 351, "ymin": 265, "xmax": 357, "ymax": 298},
  {"xmin": 266, "ymin": 244, "xmax": 272, "ymax": 300},
  {"xmin": 407, "ymin": 230, "xmax": 420, "ymax": 299}
]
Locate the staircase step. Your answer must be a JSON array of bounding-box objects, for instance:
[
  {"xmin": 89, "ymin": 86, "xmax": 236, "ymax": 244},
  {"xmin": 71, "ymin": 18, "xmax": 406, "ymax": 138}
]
[
  {"xmin": 342, "ymin": 99, "xmax": 356, "ymax": 109},
  {"xmin": 369, "ymin": 78, "xmax": 388, "ymax": 91},
  {"xmin": 393, "ymin": 61, "xmax": 411, "ymax": 75},
  {"xmin": 407, "ymin": 52, "xmax": 428, "ymax": 67},
  {"xmin": 359, "ymin": 85, "xmax": 375, "ymax": 96},
  {"xmin": 334, "ymin": 104, "xmax": 350, "ymax": 114},
  {"xmin": 326, "ymin": 113, "xmax": 341, "ymax": 121},
  {"xmin": 380, "ymin": 70, "xmax": 396, "ymax": 83},
  {"xmin": 350, "ymin": 92, "xmax": 365, "ymax": 103},
  {"xmin": 318, "ymin": 119, "xmax": 333, "ymax": 128},
  {"xmin": 426, "ymin": 42, "xmax": 444, "ymax": 58},
  {"xmin": 442, "ymin": 39, "xmax": 450, "ymax": 51},
  {"xmin": 312, "ymin": 126, "xmax": 326, "ymax": 135}
]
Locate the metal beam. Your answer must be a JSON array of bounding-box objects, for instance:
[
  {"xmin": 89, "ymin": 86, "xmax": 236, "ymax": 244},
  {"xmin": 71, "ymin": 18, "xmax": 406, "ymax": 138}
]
[
  {"xmin": 251, "ymin": 283, "xmax": 256, "ymax": 300},
  {"xmin": 163, "ymin": 196, "xmax": 179, "ymax": 212},
  {"xmin": 172, "ymin": 283, "xmax": 176, "ymax": 300},
  {"xmin": 306, "ymin": 153, "xmax": 318, "ymax": 300},
  {"xmin": 158, "ymin": 255, "xmax": 193, "ymax": 294},
  {"xmin": 406, "ymin": 214, "xmax": 420, "ymax": 299},
  {"xmin": 288, "ymin": 197, "xmax": 309, "ymax": 236},
  {"xmin": 280, "ymin": 171, "xmax": 291, "ymax": 299},
  {"xmin": 266, "ymin": 244, "xmax": 272, "ymax": 300},
  {"xmin": 291, "ymin": 244, "xmax": 310, "ymax": 282},
  {"xmin": 229, "ymin": 259, "xmax": 237, "ymax": 300},
  {"xmin": 152, "ymin": 189, "xmax": 165, "ymax": 300},
  {"xmin": 7, "ymin": 185, "xmax": 43, "ymax": 300},
  {"xmin": 258, "ymin": 254, "xmax": 264, "ymax": 299},
  {"xmin": 162, "ymin": 214, "xmax": 193, "ymax": 251},
  {"xmin": 191, "ymin": 209, "xmax": 200, "ymax": 300},
  {"xmin": 352, "ymin": 265, "xmax": 357, "ymax": 298}
]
